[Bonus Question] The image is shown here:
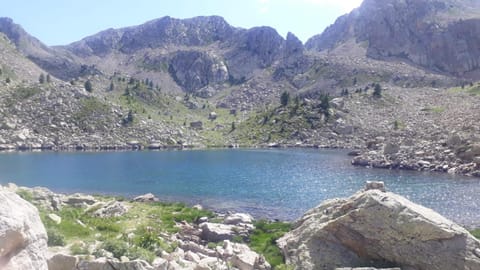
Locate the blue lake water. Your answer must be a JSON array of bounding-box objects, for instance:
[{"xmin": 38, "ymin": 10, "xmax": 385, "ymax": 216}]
[{"xmin": 0, "ymin": 149, "xmax": 479, "ymax": 227}]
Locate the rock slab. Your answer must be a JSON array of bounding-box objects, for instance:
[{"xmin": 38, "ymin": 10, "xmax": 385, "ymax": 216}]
[
  {"xmin": 0, "ymin": 189, "xmax": 48, "ymax": 270},
  {"xmin": 278, "ymin": 184, "xmax": 480, "ymax": 270}
]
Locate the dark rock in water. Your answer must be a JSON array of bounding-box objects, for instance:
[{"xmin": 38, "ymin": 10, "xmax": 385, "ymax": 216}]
[{"xmin": 347, "ymin": 150, "xmax": 361, "ymax": 156}]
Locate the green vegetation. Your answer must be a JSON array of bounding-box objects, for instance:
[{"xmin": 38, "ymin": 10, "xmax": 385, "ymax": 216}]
[
  {"xmin": 39, "ymin": 73, "xmax": 45, "ymax": 84},
  {"xmin": 449, "ymin": 82, "xmax": 480, "ymax": 95},
  {"xmin": 422, "ymin": 106, "xmax": 445, "ymax": 113},
  {"xmin": 233, "ymin": 97, "xmax": 330, "ymax": 145},
  {"xmin": 318, "ymin": 93, "xmax": 330, "ymax": 118},
  {"xmin": 471, "ymin": 229, "xmax": 480, "ymax": 239},
  {"xmin": 70, "ymin": 242, "xmax": 90, "ymax": 255},
  {"xmin": 250, "ymin": 220, "xmax": 291, "ymax": 268},
  {"xmin": 84, "ymin": 80, "xmax": 93, "ymax": 92},
  {"xmin": 16, "ymin": 189, "xmax": 34, "ymax": 203},
  {"xmin": 73, "ymin": 97, "xmax": 111, "ymax": 131},
  {"xmin": 373, "ymin": 83, "xmax": 382, "ymax": 98},
  {"xmin": 280, "ymin": 91, "xmax": 290, "ymax": 107},
  {"xmin": 47, "ymin": 228, "xmax": 66, "ymax": 246},
  {"xmin": 11, "ymin": 86, "xmax": 40, "ymax": 100}
]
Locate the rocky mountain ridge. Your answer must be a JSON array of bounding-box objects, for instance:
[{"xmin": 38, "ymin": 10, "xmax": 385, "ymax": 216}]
[
  {"xmin": 1, "ymin": 1, "xmax": 480, "ymax": 178},
  {"xmin": 306, "ymin": 0, "xmax": 480, "ymax": 77}
]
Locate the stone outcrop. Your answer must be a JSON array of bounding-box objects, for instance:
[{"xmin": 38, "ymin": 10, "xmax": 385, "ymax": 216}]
[
  {"xmin": 0, "ymin": 189, "xmax": 48, "ymax": 270},
  {"xmin": 92, "ymin": 200, "xmax": 129, "ymax": 218},
  {"xmin": 133, "ymin": 193, "xmax": 159, "ymax": 202},
  {"xmin": 278, "ymin": 182, "xmax": 480, "ymax": 270}
]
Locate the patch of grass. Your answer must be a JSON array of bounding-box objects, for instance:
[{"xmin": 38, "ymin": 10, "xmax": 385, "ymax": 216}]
[
  {"xmin": 12, "ymin": 86, "xmax": 39, "ymax": 100},
  {"xmin": 46, "ymin": 228, "xmax": 66, "ymax": 247},
  {"xmin": 16, "ymin": 189, "xmax": 34, "ymax": 203},
  {"xmin": 73, "ymin": 97, "xmax": 111, "ymax": 131},
  {"xmin": 421, "ymin": 106, "xmax": 445, "ymax": 113},
  {"xmin": 471, "ymin": 229, "xmax": 480, "ymax": 239},
  {"xmin": 70, "ymin": 242, "xmax": 90, "ymax": 255},
  {"xmin": 102, "ymin": 239, "xmax": 129, "ymax": 259},
  {"xmin": 249, "ymin": 220, "xmax": 291, "ymax": 268}
]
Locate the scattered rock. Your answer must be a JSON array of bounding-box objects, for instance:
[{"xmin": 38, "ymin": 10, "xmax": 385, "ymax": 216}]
[
  {"xmin": 47, "ymin": 213, "xmax": 62, "ymax": 224},
  {"xmin": 200, "ymin": 222, "xmax": 236, "ymax": 242},
  {"xmin": 63, "ymin": 194, "xmax": 97, "ymax": 207},
  {"xmin": 133, "ymin": 193, "xmax": 159, "ymax": 202},
  {"xmin": 93, "ymin": 201, "xmax": 129, "ymax": 218},
  {"xmin": 224, "ymin": 213, "xmax": 254, "ymax": 225},
  {"xmin": 47, "ymin": 253, "xmax": 78, "ymax": 270}
]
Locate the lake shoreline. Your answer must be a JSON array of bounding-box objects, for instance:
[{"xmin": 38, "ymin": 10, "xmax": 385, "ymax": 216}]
[
  {"xmin": 1, "ymin": 149, "xmax": 479, "ymax": 228},
  {"xmin": 2, "ymin": 142, "xmax": 480, "ymax": 179}
]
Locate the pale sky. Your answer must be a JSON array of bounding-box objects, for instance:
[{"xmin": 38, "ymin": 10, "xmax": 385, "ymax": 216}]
[{"xmin": 1, "ymin": 0, "xmax": 363, "ymax": 46}]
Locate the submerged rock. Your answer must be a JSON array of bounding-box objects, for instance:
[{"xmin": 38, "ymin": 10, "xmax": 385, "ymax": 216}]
[
  {"xmin": 0, "ymin": 190, "xmax": 48, "ymax": 270},
  {"xmin": 278, "ymin": 182, "xmax": 480, "ymax": 270}
]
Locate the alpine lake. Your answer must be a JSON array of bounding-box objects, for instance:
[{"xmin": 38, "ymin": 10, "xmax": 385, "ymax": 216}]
[{"xmin": 0, "ymin": 148, "xmax": 479, "ymax": 227}]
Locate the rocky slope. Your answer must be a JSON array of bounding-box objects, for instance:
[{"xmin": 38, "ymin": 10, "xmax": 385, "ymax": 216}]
[
  {"xmin": 1, "ymin": 1, "xmax": 480, "ymax": 177},
  {"xmin": 1, "ymin": 183, "xmax": 278, "ymax": 270},
  {"xmin": 306, "ymin": 0, "xmax": 480, "ymax": 77},
  {"xmin": 2, "ymin": 182, "xmax": 479, "ymax": 270}
]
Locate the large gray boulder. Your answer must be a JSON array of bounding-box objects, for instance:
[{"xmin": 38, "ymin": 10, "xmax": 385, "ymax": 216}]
[
  {"xmin": 278, "ymin": 183, "xmax": 480, "ymax": 270},
  {"xmin": 0, "ymin": 189, "xmax": 48, "ymax": 270}
]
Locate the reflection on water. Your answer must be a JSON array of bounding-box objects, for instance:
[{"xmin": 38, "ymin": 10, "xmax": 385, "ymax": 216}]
[{"xmin": 0, "ymin": 149, "xmax": 479, "ymax": 227}]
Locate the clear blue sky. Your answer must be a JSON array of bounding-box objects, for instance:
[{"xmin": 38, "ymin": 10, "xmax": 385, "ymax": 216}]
[{"xmin": 1, "ymin": 0, "xmax": 362, "ymax": 46}]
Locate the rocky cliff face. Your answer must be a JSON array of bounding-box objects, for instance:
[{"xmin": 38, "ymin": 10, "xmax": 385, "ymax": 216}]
[
  {"xmin": 45, "ymin": 16, "xmax": 304, "ymax": 96},
  {"xmin": 306, "ymin": 0, "xmax": 480, "ymax": 76}
]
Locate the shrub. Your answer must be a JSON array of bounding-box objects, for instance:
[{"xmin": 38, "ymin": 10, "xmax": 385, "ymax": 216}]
[
  {"xmin": 39, "ymin": 73, "xmax": 45, "ymax": 84},
  {"xmin": 47, "ymin": 228, "xmax": 66, "ymax": 246},
  {"xmin": 280, "ymin": 91, "xmax": 290, "ymax": 107},
  {"xmin": 84, "ymin": 80, "xmax": 93, "ymax": 92},
  {"xmin": 127, "ymin": 247, "xmax": 155, "ymax": 263},
  {"xmin": 373, "ymin": 83, "xmax": 382, "ymax": 97},
  {"xmin": 472, "ymin": 229, "xmax": 480, "ymax": 240},
  {"xmin": 102, "ymin": 239, "xmax": 128, "ymax": 259},
  {"xmin": 16, "ymin": 189, "xmax": 34, "ymax": 203},
  {"xmin": 70, "ymin": 242, "xmax": 89, "ymax": 255}
]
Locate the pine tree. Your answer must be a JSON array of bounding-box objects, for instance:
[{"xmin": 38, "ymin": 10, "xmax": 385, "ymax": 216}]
[
  {"xmin": 46, "ymin": 74, "xmax": 51, "ymax": 83},
  {"xmin": 39, "ymin": 73, "xmax": 45, "ymax": 84},
  {"xmin": 373, "ymin": 83, "xmax": 382, "ymax": 98},
  {"xmin": 280, "ymin": 91, "xmax": 290, "ymax": 107},
  {"xmin": 109, "ymin": 81, "xmax": 114, "ymax": 91},
  {"xmin": 84, "ymin": 80, "xmax": 93, "ymax": 92}
]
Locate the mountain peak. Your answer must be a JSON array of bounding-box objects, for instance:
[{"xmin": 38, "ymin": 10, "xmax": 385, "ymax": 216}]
[{"xmin": 306, "ymin": 0, "xmax": 480, "ymax": 76}]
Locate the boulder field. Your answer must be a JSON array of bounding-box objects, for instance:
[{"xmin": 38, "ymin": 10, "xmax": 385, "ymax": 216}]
[{"xmin": 1, "ymin": 181, "xmax": 480, "ymax": 270}]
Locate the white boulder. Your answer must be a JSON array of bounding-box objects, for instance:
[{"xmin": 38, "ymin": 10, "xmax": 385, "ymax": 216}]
[
  {"xmin": 0, "ymin": 190, "xmax": 48, "ymax": 270},
  {"xmin": 278, "ymin": 183, "xmax": 480, "ymax": 270}
]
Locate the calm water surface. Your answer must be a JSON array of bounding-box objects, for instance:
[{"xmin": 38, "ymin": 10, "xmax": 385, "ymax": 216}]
[{"xmin": 0, "ymin": 149, "xmax": 479, "ymax": 226}]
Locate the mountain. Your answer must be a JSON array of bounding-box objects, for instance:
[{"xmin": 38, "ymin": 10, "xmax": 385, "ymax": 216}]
[
  {"xmin": 0, "ymin": 18, "xmax": 88, "ymax": 80},
  {"xmin": 0, "ymin": 1, "xmax": 479, "ymax": 156},
  {"xmin": 306, "ymin": 0, "xmax": 480, "ymax": 77}
]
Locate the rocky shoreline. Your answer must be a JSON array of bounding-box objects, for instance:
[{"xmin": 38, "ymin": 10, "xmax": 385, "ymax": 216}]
[{"xmin": 1, "ymin": 181, "xmax": 480, "ymax": 270}]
